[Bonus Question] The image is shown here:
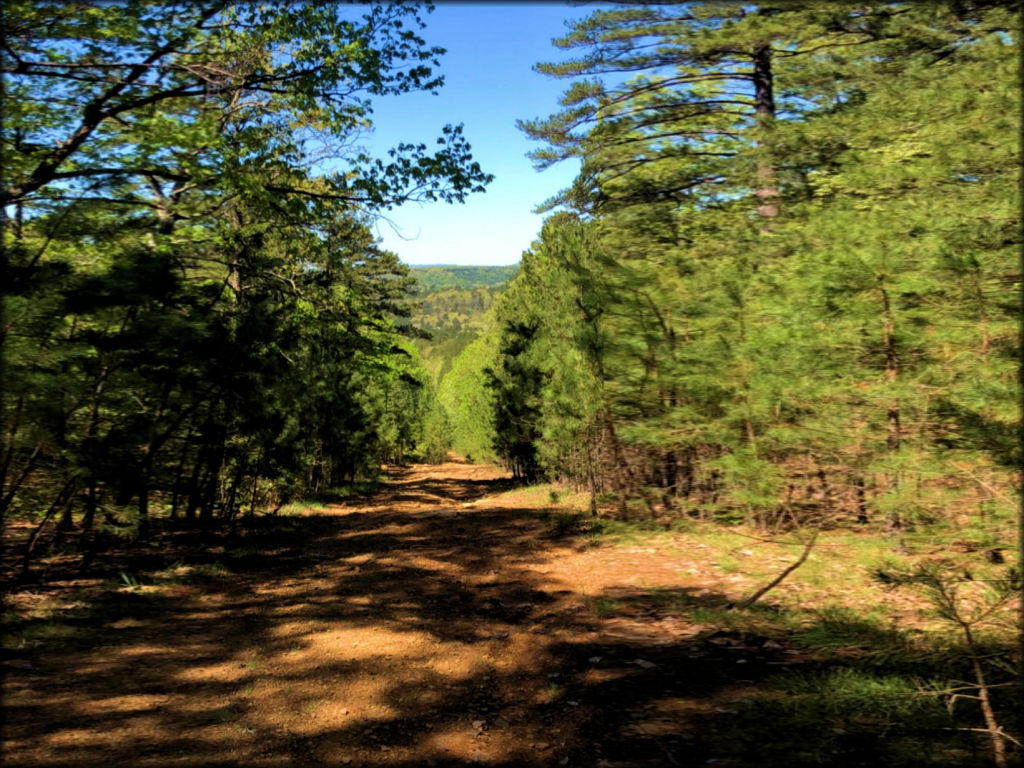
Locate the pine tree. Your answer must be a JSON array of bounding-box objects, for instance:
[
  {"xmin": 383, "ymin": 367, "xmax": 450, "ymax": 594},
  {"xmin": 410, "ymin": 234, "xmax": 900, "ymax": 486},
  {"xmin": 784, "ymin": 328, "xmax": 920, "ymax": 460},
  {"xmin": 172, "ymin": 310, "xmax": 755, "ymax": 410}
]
[{"xmin": 504, "ymin": 0, "xmax": 1020, "ymax": 527}]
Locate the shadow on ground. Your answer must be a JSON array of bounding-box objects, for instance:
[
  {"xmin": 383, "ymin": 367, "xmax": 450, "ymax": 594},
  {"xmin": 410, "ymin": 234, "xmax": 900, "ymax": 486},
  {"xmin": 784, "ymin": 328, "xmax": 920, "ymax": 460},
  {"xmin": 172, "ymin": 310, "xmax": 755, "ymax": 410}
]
[{"xmin": 1, "ymin": 466, "xmax": 1014, "ymax": 767}]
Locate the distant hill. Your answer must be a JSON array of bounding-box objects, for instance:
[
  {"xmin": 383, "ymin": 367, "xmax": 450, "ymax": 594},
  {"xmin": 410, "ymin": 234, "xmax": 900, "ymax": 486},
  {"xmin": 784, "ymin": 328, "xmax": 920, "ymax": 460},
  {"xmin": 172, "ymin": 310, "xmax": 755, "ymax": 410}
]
[
  {"xmin": 407, "ymin": 265, "xmax": 517, "ymax": 384},
  {"xmin": 410, "ymin": 265, "xmax": 518, "ymax": 293}
]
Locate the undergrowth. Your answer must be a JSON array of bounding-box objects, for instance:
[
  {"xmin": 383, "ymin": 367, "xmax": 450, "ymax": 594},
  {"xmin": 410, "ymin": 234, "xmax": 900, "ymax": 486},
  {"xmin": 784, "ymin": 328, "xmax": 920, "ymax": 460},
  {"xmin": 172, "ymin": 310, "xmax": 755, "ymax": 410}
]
[{"xmin": 538, "ymin": 490, "xmax": 1021, "ymax": 767}]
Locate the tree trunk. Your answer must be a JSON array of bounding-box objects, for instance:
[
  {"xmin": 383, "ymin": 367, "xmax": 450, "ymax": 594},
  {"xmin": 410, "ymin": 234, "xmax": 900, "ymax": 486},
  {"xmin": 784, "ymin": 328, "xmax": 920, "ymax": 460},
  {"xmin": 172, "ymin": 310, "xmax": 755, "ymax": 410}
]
[
  {"xmin": 752, "ymin": 43, "xmax": 779, "ymax": 223},
  {"xmin": 82, "ymin": 480, "xmax": 98, "ymax": 533},
  {"xmin": 248, "ymin": 448, "xmax": 264, "ymax": 517},
  {"xmin": 0, "ymin": 443, "xmax": 42, "ymax": 523},
  {"xmin": 817, "ymin": 468, "xmax": 835, "ymax": 521},
  {"xmin": 80, "ymin": 367, "xmax": 108, "ymax": 534},
  {"xmin": 137, "ymin": 453, "xmax": 152, "ymax": 541},
  {"xmin": 224, "ymin": 457, "xmax": 245, "ymax": 519},
  {"xmin": 184, "ymin": 442, "xmax": 205, "ymax": 522},
  {"xmin": 199, "ymin": 437, "xmax": 225, "ymax": 522},
  {"xmin": 169, "ymin": 433, "xmax": 192, "ymax": 520},
  {"xmin": 854, "ymin": 473, "xmax": 869, "ymax": 523},
  {"xmin": 21, "ymin": 477, "xmax": 77, "ymax": 577},
  {"xmin": 54, "ymin": 503, "xmax": 76, "ymax": 546},
  {"xmin": 880, "ymin": 282, "xmax": 902, "ymax": 533}
]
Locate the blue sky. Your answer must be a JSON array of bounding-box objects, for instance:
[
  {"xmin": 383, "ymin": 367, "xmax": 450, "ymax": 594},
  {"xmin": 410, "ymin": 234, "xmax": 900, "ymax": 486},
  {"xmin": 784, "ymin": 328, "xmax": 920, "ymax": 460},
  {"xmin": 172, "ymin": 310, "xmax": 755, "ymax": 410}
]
[{"xmin": 361, "ymin": 2, "xmax": 600, "ymax": 266}]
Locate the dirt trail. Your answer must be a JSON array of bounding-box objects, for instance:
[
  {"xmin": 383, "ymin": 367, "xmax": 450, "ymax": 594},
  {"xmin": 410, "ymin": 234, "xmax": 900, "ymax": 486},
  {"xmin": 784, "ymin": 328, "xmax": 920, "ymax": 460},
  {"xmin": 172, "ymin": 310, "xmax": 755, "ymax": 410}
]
[{"xmin": 3, "ymin": 460, "xmax": 776, "ymax": 767}]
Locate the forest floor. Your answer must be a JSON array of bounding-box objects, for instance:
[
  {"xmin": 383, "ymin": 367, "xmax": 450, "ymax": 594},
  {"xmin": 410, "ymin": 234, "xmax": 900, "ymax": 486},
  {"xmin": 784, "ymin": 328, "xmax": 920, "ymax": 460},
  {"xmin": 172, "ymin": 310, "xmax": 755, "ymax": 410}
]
[{"xmin": 2, "ymin": 457, "xmax": 1019, "ymax": 767}]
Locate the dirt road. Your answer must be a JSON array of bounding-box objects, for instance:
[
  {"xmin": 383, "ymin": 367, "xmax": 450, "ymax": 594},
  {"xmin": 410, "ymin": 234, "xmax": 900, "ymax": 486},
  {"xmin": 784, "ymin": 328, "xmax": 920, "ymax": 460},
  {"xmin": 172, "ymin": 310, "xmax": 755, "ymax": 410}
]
[{"xmin": 3, "ymin": 459, "xmax": 782, "ymax": 767}]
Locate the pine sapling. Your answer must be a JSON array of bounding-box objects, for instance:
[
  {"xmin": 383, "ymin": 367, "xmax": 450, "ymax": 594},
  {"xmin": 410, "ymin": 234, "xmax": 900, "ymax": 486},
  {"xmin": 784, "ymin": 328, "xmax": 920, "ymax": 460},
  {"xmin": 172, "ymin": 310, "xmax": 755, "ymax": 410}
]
[{"xmin": 874, "ymin": 562, "xmax": 1021, "ymax": 768}]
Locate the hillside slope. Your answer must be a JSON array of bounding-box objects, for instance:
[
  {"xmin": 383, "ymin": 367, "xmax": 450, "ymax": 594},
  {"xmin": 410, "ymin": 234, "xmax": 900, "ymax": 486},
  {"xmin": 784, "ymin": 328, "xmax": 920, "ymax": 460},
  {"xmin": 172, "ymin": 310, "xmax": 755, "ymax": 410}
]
[{"xmin": 409, "ymin": 265, "xmax": 516, "ymax": 383}]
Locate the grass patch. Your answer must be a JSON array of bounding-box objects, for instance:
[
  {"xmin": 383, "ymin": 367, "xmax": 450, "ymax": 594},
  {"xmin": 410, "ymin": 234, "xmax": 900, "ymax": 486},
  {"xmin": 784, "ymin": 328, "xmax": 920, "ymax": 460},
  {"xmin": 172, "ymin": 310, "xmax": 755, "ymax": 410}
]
[
  {"xmin": 715, "ymin": 555, "xmax": 742, "ymax": 573},
  {"xmin": 277, "ymin": 481, "xmax": 383, "ymax": 511},
  {"xmin": 150, "ymin": 558, "xmax": 232, "ymax": 583},
  {"xmin": 500, "ymin": 483, "xmax": 562, "ymax": 507},
  {"xmin": 224, "ymin": 542, "xmax": 266, "ymax": 559},
  {"xmin": 793, "ymin": 604, "xmax": 907, "ymax": 655},
  {"xmin": 594, "ymin": 597, "xmax": 618, "ymax": 618},
  {"xmin": 152, "ymin": 560, "xmax": 189, "ymax": 584},
  {"xmin": 644, "ymin": 587, "xmax": 693, "ymax": 611},
  {"xmin": 195, "ymin": 559, "xmax": 230, "ymax": 578},
  {"xmin": 723, "ymin": 666, "xmax": 956, "ymax": 767},
  {"xmin": 587, "ymin": 517, "xmax": 673, "ymax": 545},
  {"xmin": 277, "ymin": 501, "xmax": 327, "ymax": 516},
  {"xmin": 209, "ymin": 706, "xmax": 240, "ymax": 724},
  {"xmin": 667, "ymin": 549, "xmax": 1020, "ymax": 768},
  {"xmin": 15, "ymin": 620, "xmax": 93, "ymax": 644},
  {"xmin": 542, "ymin": 510, "xmax": 588, "ymax": 536},
  {"xmin": 487, "ymin": 483, "xmax": 591, "ymax": 514},
  {"xmin": 118, "ymin": 571, "xmax": 144, "ymax": 590},
  {"xmin": 689, "ymin": 603, "xmax": 796, "ymax": 635},
  {"xmin": 324, "ymin": 480, "xmax": 383, "ymax": 500}
]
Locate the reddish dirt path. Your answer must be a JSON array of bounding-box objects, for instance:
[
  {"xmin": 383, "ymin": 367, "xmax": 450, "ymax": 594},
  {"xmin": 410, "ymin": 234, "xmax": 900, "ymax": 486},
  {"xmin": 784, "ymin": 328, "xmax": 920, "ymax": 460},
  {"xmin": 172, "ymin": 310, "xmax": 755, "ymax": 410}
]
[{"xmin": 3, "ymin": 460, "xmax": 782, "ymax": 767}]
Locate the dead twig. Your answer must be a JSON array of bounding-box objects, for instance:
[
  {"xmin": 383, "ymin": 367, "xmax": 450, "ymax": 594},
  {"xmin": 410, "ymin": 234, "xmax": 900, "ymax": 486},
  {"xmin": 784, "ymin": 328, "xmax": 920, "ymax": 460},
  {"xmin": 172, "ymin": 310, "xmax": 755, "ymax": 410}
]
[{"xmin": 730, "ymin": 529, "xmax": 819, "ymax": 610}]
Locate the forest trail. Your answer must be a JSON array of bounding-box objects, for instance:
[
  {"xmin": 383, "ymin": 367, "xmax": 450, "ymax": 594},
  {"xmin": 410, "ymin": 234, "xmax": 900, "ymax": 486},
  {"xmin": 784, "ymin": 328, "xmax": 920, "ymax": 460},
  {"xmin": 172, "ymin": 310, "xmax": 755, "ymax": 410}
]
[{"xmin": 4, "ymin": 459, "xmax": 793, "ymax": 768}]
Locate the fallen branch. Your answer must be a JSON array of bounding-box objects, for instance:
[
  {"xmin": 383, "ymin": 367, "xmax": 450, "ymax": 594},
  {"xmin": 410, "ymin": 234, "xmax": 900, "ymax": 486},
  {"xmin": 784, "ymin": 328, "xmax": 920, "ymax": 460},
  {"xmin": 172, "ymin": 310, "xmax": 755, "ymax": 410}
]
[{"xmin": 730, "ymin": 529, "xmax": 819, "ymax": 610}]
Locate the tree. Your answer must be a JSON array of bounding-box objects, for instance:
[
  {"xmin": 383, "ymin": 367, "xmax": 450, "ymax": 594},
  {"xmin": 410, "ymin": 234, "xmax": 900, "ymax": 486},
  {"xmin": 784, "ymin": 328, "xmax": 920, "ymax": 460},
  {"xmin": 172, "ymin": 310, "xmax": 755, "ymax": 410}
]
[
  {"xmin": 1, "ymin": 1, "xmax": 489, "ymax": 211},
  {"xmin": 503, "ymin": 0, "xmax": 1019, "ymax": 528},
  {"xmin": 1, "ymin": 2, "xmax": 493, "ymax": 573},
  {"xmin": 439, "ymin": 332, "xmax": 499, "ymax": 465},
  {"xmin": 518, "ymin": 1, "xmax": 896, "ymax": 219}
]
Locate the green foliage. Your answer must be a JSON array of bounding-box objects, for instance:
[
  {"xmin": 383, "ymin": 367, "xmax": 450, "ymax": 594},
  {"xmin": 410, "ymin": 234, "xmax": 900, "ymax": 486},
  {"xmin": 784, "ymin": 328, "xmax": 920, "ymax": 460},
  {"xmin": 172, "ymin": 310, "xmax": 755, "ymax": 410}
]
[
  {"xmin": 593, "ymin": 597, "xmax": 618, "ymax": 617},
  {"xmin": 707, "ymin": 450, "xmax": 784, "ymax": 525},
  {"xmin": 794, "ymin": 604, "xmax": 904, "ymax": 653},
  {"xmin": 412, "ymin": 284, "xmax": 505, "ymax": 383},
  {"xmin": 118, "ymin": 572, "xmax": 142, "ymax": 591},
  {"xmin": 403, "ymin": 267, "xmax": 519, "ymax": 461},
  {"xmin": 727, "ymin": 666, "xmax": 954, "ymax": 768},
  {"xmin": 1, "ymin": 2, "xmax": 491, "ymax": 569},
  {"xmin": 414, "ymin": 374, "xmax": 453, "ymax": 464},
  {"xmin": 481, "ymin": 0, "xmax": 1020, "ymax": 530},
  {"xmin": 438, "ymin": 333, "xmax": 499, "ymax": 463},
  {"xmin": 411, "ymin": 265, "xmax": 518, "ymax": 293},
  {"xmin": 484, "ymin": 214, "xmax": 607, "ymax": 482}
]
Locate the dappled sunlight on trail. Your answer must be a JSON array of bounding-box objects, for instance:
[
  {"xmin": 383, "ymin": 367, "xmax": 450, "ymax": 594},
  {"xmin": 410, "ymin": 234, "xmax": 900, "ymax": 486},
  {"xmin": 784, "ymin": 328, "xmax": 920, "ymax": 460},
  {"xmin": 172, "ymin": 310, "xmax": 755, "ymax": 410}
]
[{"xmin": 3, "ymin": 459, "xmax": 987, "ymax": 767}]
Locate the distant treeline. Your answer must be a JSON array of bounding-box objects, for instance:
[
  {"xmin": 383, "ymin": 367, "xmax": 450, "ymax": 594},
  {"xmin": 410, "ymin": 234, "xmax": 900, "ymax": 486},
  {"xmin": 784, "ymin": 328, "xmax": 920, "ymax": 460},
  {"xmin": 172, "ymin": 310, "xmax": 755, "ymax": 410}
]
[
  {"xmin": 405, "ymin": 265, "xmax": 517, "ymax": 386},
  {"xmin": 411, "ymin": 265, "xmax": 518, "ymax": 293}
]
